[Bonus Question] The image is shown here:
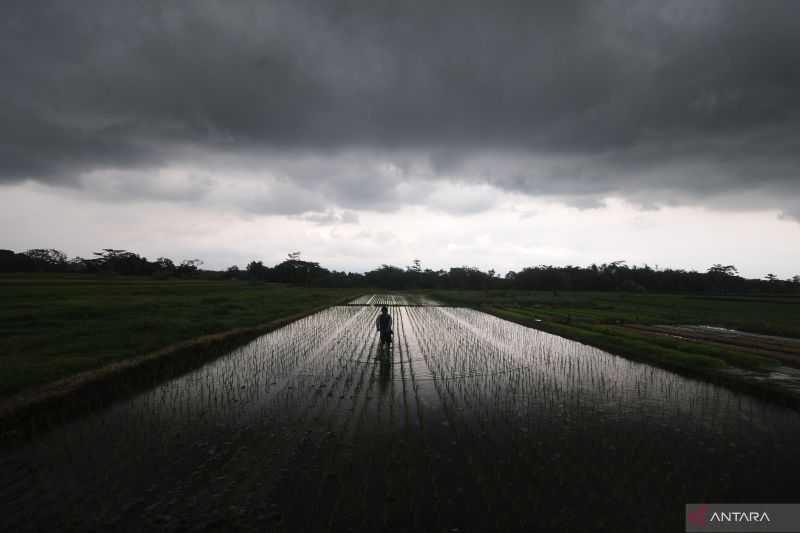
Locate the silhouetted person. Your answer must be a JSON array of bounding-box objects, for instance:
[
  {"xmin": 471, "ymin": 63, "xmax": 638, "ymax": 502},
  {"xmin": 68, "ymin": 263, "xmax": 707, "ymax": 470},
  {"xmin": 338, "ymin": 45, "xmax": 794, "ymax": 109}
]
[{"xmin": 376, "ymin": 306, "xmax": 393, "ymax": 348}]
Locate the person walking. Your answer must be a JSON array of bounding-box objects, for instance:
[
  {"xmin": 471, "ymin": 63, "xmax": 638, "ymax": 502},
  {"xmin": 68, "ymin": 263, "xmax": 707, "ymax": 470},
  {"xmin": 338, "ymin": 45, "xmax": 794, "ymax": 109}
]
[{"xmin": 376, "ymin": 306, "xmax": 393, "ymax": 348}]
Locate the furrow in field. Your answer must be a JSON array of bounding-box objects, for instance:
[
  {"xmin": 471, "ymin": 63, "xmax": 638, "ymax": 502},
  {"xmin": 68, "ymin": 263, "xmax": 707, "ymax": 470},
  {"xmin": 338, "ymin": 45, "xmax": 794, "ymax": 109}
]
[
  {"xmin": 387, "ymin": 306, "xmax": 425, "ymax": 529},
  {"xmin": 404, "ymin": 305, "xmax": 479, "ymax": 532},
  {"xmin": 269, "ymin": 303, "xmax": 409, "ymax": 530},
  {"xmin": 407, "ymin": 306, "xmax": 510, "ymax": 530},
  {"xmin": 235, "ymin": 323, "xmax": 381, "ymax": 528},
  {"xmin": 274, "ymin": 328, "xmax": 385, "ymax": 529},
  {"xmin": 317, "ymin": 342, "xmax": 386, "ymax": 530},
  {"xmin": 324, "ymin": 351, "xmax": 384, "ymax": 529},
  {"xmin": 358, "ymin": 306, "xmax": 422, "ymax": 531},
  {"xmin": 263, "ymin": 309, "xmax": 383, "ymax": 528},
  {"xmin": 405, "ymin": 306, "xmax": 559, "ymax": 528},
  {"xmin": 113, "ymin": 306, "xmax": 375, "ymax": 529}
]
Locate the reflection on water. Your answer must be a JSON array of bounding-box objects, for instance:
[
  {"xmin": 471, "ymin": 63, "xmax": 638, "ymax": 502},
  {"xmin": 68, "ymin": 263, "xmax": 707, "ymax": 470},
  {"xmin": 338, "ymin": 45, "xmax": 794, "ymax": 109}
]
[
  {"xmin": 2, "ymin": 302, "xmax": 800, "ymax": 532},
  {"xmin": 377, "ymin": 348, "xmax": 393, "ymax": 397}
]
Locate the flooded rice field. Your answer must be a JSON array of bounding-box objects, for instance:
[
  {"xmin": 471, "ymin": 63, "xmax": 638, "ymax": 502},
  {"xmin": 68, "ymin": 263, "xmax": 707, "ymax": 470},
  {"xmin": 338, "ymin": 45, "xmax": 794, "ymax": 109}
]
[{"xmin": 2, "ymin": 296, "xmax": 800, "ymax": 532}]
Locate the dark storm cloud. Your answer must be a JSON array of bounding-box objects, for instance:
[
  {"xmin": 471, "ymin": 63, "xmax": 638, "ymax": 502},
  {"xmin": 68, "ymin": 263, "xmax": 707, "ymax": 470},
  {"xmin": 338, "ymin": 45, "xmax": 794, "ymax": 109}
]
[{"xmin": 1, "ymin": 0, "xmax": 799, "ymax": 215}]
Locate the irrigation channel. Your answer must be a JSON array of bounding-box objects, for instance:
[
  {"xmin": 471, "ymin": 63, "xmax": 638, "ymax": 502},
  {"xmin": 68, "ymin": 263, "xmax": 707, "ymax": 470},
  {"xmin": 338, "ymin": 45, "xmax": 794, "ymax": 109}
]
[{"xmin": 3, "ymin": 295, "xmax": 800, "ymax": 532}]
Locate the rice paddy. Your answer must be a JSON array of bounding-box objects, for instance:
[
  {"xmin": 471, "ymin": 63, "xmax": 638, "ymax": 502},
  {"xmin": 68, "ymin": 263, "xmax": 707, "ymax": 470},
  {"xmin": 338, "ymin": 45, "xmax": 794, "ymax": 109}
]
[{"xmin": 2, "ymin": 295, "xmax": 799, "ymax": 532}]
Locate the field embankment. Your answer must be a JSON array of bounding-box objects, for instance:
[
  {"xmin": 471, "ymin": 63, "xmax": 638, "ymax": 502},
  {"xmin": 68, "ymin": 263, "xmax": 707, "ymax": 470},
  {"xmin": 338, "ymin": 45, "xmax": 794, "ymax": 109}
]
[{"xmin": 0, "ymin": 274, "xmax": 361, "ymax": 398}]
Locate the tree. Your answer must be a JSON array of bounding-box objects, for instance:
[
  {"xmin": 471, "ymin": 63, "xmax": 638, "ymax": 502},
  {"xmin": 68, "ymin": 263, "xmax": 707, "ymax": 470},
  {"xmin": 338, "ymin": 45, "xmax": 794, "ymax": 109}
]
[
  {"xmin": 23, "ymin": 249, "xmax": 67, "ymax": 271},
  {"xmin": 288, "ymin": 251, "xmax": 302, "ymax": 261},
  {"xmin": 154, "ymin": 257, "xmax": 176, "ymax": 272},
  {"xmin": 67, "ymin": 256, "xmax": 88, "ymax": 273},
  {"xmin": 0, "ymin": 250, "xmax": 35, "ymax": 272},
  {"xmin": 447, "ymin": 266, "xmax": 488, "ymax": 290},
  {"xmin": 273, "ymin": 256, "xmax": 327, "ymax": 285},
  {"xmin": 91, "ymin": 249, "xmax": 154, "ymax": 275},
  {"xmin": 705, "ymin": 264, "xmax": 741, "ymax": 292},
  {"xmin": 224, "ymin": 265, "xmax": 243, "ymax": 280},
  {"xmin": 765, "ymin": 273, "xmax": 778, "ymax": 283},
  {"xmin": 484, "ymin": 269, "xmax": 496, "ymax": 294},
  {"xmin": 176, "ymin": 259, "xmax": 203, "ymax": 277},
  {"xmin": 364, "ymin": 264, "xmax": 406, "ymax": 289},
  {"xmin": 708, "ymin": 264, "xmax": 739, "ymax": 277},
  {"xmin": 93, "ymin": 249, "xmax": 127, "ymax": 260},
  {"xmin": 246, "ymin": 261, "xmax": 271, "ymax": 280}
]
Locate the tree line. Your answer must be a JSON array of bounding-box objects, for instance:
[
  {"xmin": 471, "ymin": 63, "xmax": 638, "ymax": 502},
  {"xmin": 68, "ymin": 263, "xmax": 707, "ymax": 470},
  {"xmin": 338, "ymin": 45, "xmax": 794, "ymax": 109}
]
[
  {"xmin": 0, "ymin": 248, "xmax": 203, "ymax": 278},
  {"xmin": 2, "ymin": 248, "xmax": 799, "ymax": 293}
]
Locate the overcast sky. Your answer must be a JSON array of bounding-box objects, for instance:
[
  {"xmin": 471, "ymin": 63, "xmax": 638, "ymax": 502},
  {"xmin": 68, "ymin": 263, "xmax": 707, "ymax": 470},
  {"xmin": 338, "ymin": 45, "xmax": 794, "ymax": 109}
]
[{"xmin": 1, "ymin": 1, "xmax": 799, "ymax": 278}]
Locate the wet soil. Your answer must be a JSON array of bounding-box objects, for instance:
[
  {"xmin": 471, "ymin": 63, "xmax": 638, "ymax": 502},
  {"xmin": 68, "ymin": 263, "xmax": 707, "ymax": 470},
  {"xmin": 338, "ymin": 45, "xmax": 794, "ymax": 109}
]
[
  {"xmin": 2, "ymin": 296, "xmax": 800, "ymax": 532},
  {"xmin": 626, "ymin": 324, "xmax": 800, "ymax": 367}
]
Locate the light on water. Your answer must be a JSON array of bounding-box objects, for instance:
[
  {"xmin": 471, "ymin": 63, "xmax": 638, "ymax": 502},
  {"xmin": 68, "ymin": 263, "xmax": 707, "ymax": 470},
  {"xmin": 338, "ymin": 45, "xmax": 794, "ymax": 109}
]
[{"xmin": 3, "ymin": 296, "xmax": 799, "ymax": 531}]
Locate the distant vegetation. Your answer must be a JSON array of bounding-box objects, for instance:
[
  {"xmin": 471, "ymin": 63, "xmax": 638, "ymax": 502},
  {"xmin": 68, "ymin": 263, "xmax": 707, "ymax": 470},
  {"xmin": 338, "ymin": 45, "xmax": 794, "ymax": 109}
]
[
  {"xmin": 0, "ymin": 248, "xmax": 204, "ymax": 278},
  {"xmin": 2, "ymin": 248, "xmax": 798, "ymax": 294}
]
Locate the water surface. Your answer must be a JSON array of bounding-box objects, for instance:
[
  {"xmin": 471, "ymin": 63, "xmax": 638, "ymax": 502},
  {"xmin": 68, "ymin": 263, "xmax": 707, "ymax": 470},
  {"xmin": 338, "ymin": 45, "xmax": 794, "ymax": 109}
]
[{"xmin": 3, "ymin": 299, "xmax": 799, "ymax": 532}]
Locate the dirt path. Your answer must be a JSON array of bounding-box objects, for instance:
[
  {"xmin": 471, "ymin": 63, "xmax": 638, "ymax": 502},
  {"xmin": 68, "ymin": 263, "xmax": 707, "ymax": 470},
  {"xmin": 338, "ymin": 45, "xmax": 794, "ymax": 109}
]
[{"xmin": 625, "ymin": 324, "xmax": 800, "ymax": 367}]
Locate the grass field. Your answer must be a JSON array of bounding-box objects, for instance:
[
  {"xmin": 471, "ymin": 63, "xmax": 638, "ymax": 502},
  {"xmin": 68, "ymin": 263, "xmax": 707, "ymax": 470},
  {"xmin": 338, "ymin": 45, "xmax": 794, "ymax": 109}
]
[
  {"xmin": 430, "ymin": 289, "xmax": 800, "ymax": 372},
  {"xmin": 0, "ymin": 274, "xmax": 361, "ymax": 397}
]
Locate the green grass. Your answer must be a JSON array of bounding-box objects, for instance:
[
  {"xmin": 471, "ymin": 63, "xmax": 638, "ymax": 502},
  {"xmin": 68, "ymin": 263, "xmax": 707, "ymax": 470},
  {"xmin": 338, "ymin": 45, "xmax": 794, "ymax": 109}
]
[
  {"xmin": 0, "ymin": 274, "xmax": 361, "ymax": 396},
  {"xmin": 430, "ymin": 289, "xmax": 797, "ymax": 373}
]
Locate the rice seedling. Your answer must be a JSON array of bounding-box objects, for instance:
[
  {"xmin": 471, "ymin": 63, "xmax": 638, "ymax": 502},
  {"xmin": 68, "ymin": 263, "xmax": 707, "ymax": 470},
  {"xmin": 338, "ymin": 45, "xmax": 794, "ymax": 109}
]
[{"xmin": 3, "ymin": 294, "xmax": 799, "ymax": 532}]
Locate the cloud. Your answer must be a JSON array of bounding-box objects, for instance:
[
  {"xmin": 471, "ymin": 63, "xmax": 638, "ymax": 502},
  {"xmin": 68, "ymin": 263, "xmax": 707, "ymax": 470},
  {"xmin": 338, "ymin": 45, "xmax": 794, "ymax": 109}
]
[
  {"xmin": 77, "ymin": 168, "xmax": 214, "ymax": 204},
  {"xmin": 292, "ymin": 209, "xmax": 359, "ymax": 225},
  {"xmin": 1, "ymin": 0, "xmax": 799, "ymax": 217}
]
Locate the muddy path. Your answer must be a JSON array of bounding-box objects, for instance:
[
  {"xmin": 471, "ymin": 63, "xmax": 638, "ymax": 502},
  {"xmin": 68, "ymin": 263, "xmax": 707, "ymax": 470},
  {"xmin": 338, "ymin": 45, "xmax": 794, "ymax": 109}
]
[
  {"xmin": 3, "ymin": 296, "xmax": 800, "ymax": 532},
  {"xmin": 626, "ymin": 324, "xmax": 800, "ymax": 366}
]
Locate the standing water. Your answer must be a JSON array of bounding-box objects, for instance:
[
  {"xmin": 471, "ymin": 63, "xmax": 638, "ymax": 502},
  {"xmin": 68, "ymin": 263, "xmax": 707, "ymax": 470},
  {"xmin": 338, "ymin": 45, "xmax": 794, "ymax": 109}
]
[{"xmin": 2, "ymin": 296, "xmax": 799, "ymax": 532}]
